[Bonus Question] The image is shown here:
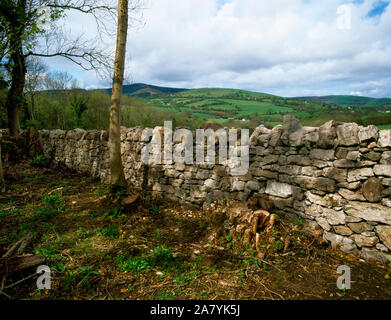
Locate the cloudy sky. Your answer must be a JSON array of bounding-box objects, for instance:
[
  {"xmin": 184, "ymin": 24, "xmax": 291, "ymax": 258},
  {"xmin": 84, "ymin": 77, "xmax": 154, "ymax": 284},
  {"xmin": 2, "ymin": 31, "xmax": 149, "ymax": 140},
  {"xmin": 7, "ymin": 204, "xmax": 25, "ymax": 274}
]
[{"xmin": 47, "ymin": 0, "xmax": 391, "ymax": 98}]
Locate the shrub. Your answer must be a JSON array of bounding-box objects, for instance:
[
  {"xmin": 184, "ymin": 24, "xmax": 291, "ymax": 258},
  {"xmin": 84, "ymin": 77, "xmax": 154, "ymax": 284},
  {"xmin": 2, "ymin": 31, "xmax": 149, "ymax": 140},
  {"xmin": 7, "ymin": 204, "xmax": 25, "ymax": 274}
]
[
  {"xmin": 35, "ymin": 191, "xmax": 65, "ymax": 221},
  {"xmin": 31, "ymin": 154, "xmax": 50, "ymax": 168},
  {"xmin": 98, "ymin": 225, "xmax": 119, "ymax": 238},
  {"xmin": 116, "ymin": 255, "xmax": 151, "ymax": 273}
]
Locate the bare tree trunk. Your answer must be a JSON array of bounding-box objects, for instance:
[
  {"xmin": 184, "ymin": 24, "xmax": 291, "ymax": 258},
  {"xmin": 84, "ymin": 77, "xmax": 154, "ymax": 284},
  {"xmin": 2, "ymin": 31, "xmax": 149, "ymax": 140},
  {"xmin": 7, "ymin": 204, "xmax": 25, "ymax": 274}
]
[
  {"xmin": 5, "ymin": 0, "xmax": 26, "ymax": 141},
  {"xmin": 108, "ymin": 0, "xmax": 128, "ymax": 188},
  {"xmin": 6, "ymin": 50, "xmax": 25, "ymax": 141},
  {"xmin": 0, "ymin": 133, "xmax": 4, "ymax": 188}
]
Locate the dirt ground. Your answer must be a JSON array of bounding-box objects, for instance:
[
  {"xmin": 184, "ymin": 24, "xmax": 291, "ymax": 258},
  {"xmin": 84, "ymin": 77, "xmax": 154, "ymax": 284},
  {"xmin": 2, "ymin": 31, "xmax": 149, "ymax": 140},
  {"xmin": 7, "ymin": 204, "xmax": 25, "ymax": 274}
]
[{"xmin": 1, "ymin": 160, "xmax": 391, "ymax": 300}]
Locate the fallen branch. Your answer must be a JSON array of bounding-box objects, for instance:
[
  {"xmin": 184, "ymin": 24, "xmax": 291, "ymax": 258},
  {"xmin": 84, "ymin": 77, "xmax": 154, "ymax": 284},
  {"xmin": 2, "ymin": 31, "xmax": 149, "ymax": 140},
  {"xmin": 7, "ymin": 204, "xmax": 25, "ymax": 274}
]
[
  {"xmin": 2, "ymin": 232, "xmax": 35, "ymax": 258},
  {"xmin": 0, "ymin": 254, "xmax": 45, "ymax": 276},
  {"xmin": 0, "ymin": 232, "xmax": 44, "ymax": 276}
]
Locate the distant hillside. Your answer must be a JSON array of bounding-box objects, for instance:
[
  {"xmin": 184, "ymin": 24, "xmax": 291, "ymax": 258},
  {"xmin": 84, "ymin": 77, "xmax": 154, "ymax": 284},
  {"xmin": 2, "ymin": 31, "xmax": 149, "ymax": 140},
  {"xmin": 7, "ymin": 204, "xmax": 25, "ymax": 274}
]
[
  {"xmin": 147, "ymin": 87, "xmax": 322, "ymax": 126},
  {"xmin": 106, "ymin": 83, "xmax": 188, "ymax": 98},
  {"xmin": 296, "ymin": 95, "xmax": 391, "ymax": 107}
]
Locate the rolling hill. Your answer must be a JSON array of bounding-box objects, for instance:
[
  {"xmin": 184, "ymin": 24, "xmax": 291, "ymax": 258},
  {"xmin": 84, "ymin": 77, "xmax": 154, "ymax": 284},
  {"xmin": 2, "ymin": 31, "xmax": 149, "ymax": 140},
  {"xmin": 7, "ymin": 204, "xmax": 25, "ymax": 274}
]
[
  {"xmin": 143, "ymin": 86, "xmax": 391, "ymax": 128},
  {"xmin": 106, "ymin": 83, "xmax": 188, "ymax": 98},
  {"xmin": 297, "ymin": 95, "xmax": 391, "ymax": 107}
]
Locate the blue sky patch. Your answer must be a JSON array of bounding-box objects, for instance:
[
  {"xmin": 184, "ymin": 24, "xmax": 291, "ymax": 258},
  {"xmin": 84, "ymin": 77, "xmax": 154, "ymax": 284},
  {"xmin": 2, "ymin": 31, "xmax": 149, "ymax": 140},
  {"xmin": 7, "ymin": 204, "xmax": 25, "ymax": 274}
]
[{"xmin": 367, "ymin": 0, "xmax": 389, "ymax": 17}]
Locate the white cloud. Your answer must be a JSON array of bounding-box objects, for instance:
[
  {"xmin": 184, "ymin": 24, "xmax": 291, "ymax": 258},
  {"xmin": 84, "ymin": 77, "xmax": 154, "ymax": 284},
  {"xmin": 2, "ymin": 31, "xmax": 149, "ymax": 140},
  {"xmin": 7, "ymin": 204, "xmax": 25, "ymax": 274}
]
[{"xmin": 45, "ymin": 0, "xmax": 391, "ymax": 97}]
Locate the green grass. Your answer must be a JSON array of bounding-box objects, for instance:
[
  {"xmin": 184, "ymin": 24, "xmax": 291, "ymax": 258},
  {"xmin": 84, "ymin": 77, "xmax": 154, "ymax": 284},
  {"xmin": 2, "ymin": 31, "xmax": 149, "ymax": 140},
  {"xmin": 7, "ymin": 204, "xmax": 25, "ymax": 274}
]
[
  {"xmin": 147, "ymin": 87, "xmax": 391, "ymax": 129},
  {"xmin": 149, "ymin": 88, "xmax": 327, "ymax": 126},
  {"xmin": 377, "ymin": 124, "xmax": 391, "ymax": 130}
]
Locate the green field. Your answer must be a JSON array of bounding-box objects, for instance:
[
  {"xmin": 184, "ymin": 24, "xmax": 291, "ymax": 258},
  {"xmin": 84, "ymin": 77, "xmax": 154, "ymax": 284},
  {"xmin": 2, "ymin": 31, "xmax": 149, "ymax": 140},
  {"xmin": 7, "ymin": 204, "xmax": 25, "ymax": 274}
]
[
  {"xmin": 377, "ymin": 124, "xmax": 391, "ymax": 130},
  {"xmin": 149, "ymin": 88, "xmax": 307, "ymax": 125},
  {"xmin": 145, "ymin": 87, "xmax": 391, "ymax": 129}
]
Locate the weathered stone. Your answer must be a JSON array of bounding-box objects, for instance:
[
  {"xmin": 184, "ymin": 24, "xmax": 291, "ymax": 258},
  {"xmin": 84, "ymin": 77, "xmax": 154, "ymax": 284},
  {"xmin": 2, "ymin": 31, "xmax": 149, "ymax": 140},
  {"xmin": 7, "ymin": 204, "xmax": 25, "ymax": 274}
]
[
  {"xmin": 335, "ymin": 147, "xmax": 359, "ymax": 159},
  {"xmin": 362, "ymin": 177, "xmax": 383, "ymax": 202},
  {"xmin": 196, "ymin": 169, "xmax": 210, "ymax": 180},
  {"xmin": 281, "ymin": 115, "xmax": 302, "ymax": 144},
  {"xmin": 305, "ymin": 203, "xmax": 321, "ymax": 217},
  {"xmin": 363, "ymin": 151, "xmax": 381, "ymax": 162},
  {"xmin": 295, "ymin": 176, "xmax": 335, "ymax": 192},
  {"xmin": 262, "ymin": 154, "xmax": 279, "ymax": 165},
  {"xmin": 237, "ymin": 173, "xmax": 252, "ymax": 182},
  {"xmin": 381, "ymin": 197, "xmax": 391, "ymax": 208},
  {"xmin": 278, "ymin": 155, "xmax": 288, "ymax": 165},
  {"xmin": 204, "ymin": 179, "xmax": 217, "ymax": 189},
  {"xmin": 337, "ymin": 181, "xmax": 361, "ymax": 190},
  {"xmin": 245, "ymin": 181, "xmax": 260, "ymax": 191},
  {"xmin": 382, "ymin": 179, "xmax": 391, "ymax": 187},
  {"xmin": 250, "ymin": 125, "xmax": 271, "ymax": 146},
  {"xmin": 302, "ymin": 220, "xmax": 322, "ymax": 233},
  {"xmin": 358, "ymin": 125, "xmax": 379, "ymax": 143},
  {"xmin": 323, "ymin": 167, "xmax": 347, "ymax": 183},
  {"xmin": 338, "ymin": 188, "xmax": 366, "ymax": 201},
  {"xmin": 334, "ymin": 159, "xmax": 356, "ymax": 168},
  {"xmin": 323, "ymin": 231, "xmax": 357, "ymax": 253},
  {"xmin": 374, "ymin": 165, "xmax": 391, "ymax": 177},
  {"xmin": 165, "ymin": 169, "xmax": 180, "ymax": 178},
  {"xmin": 368, "ymin": 142, "xmax": 377, "ymax": 149},
  {"xmin": 380, "ymin": 152, "xmax": 391, "ymax": 165},
  {"xmin": 347, "ymin": 168, "xmax": 374, "ymax": 182},
  {"xmin": 276, "ymin": 165, "xmax": 302, "ymax": 175},
  {"xmin": 317, "ymin": 120, "xmax": 337, "ymax": 148},
  {"xmin": 302, "ymin": 166, "xmax": 322, "ymax": 177},
  {"xmin": 289, "ymin": 127, "xmax": 318, "ymax": 147},
  {"xmin": 345, "ymin": 216, "xmax": 363, "ymax": 223},
  {"xmin": 232, "ymin": 180, "xmax": 245, "ymax": 192},
  {"xmin": 360, "ymin": 248, "xmax": 391, "ymax": 263},
  {"xmin": 346, "ymin": 151, "xmax": 361, "ymax": 161},
  {"xmin": 334, "ymin": 225, "xmax": 353, "ymax": 236},
  {"xmin": 376, "ymin": 243, "xmax": 390, "ymax": 253},
  {"xmin": 323, "ymin": 208, "xmax": 346, "ymax": 225},
  {"xmin": 378, "ymin": 130, "xmax": 391, "ymax": 148},
  {"xmin": 375, "ymin": 226, "xmax": 391, "ymax": 251},
  {"xmin": 344, "ymin": 201, "xmax": 391, "ymax": 224},
  {"xmin": 265, "ymin": 181, "xmax": 293, "ymax": 198},
  {"xmin": 213, "ymin": 166, "xmax": 227, "ymax": 177},
  {"xmin": 316, "ymin": 217, "xmax": 331, "ymax": 231},
  {"xmin": 269, "ymin": 125, "xmax": 283, "ymax": 147},
  {"xmin": 152, "ymin": 183, "xmax": 175, "ymax": 194},
  {"xmin": 305, "ymin": 191, "xmax": 342, "ymax": 207},
  {"xmin": 362, "ymin": 231, "xmax": 376, "ymax": 237},
  {"xmin": 357, "ymin": 160, "xmax": 377, "ymax": 167},
  {"xmin": 337, "ymin": 123, "xmax": 360, "ymax": 146},
  {"xmin": 302, "ymin": 128, "xmax": 319, "ymax": 145},
  {"xmin": 309, "ymin": 149, "xmax": 335, "ymax": 161},
  {"xmin": 172, "ymin": 179, "xmax": 184, "ymax": 188},
  {"xmin": 272, "ymin": 197, "xmax": 294, "ymax": 209},
  {"xmin": 252, "ymin": 169, "xmax": 278, "ymax": 179},
  {"xmin": 258, "ymin": 133, "xmax": 272, "ymax": 145},
  {"xmin": 358, "ymin": 161, "xmax": 378, "ymax": 168},
  {"xmin": 313, "ymin": 160, "xmax": 334, "ymax": 168},
  {"xmin": 286, "ymin": 155, "xmax": 312, "ymax": 166},
  {"xmin": 350, "ymin": 234, "xmax": 379, "ymax": 247}
]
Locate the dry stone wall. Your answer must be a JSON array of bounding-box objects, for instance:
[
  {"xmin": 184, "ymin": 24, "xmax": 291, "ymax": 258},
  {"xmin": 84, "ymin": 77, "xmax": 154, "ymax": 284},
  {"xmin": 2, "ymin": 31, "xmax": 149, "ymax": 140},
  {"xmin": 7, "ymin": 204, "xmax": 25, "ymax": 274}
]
[{"xmin": 37, "ymin": 116, "xmax": 391, "ymax": 263}]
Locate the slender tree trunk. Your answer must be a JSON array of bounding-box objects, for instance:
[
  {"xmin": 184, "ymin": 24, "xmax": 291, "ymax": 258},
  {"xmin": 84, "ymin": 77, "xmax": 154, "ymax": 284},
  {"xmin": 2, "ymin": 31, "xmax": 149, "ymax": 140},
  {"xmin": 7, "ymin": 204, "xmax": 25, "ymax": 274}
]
[
  {"xmin": 30, "ymin": 93, "xmax": 36, "ymax": 121},
  {"xmin": 108, "ymin": 0, "xmax": 128, "ymax": 188},
  {"xmin": 0, "ymin": 133, "xmax": 4, "ymax": 187},
  {"xmin": 6, "ymin": 50, "xmax": 25, "ymax": 141},
  {"xmin": 5, "ymin": 0, "xmax": 27, "ymax": 141}
]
